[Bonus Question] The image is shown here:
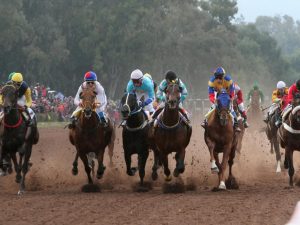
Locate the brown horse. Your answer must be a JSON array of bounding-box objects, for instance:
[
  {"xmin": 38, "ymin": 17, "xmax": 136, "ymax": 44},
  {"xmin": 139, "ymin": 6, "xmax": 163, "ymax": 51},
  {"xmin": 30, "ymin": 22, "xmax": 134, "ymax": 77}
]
[
  {"xmin": 278, "ymin": 94, "xmax": 300, "ymax": 186},
  {"xmin": 204, "ymin": 90, "xmax": 238, "ymax": 190},
  {"xmin": 69, "ymin": 86, "xmax": 113, "ymax": 185},
  {"xmin": 265, "ymin": 104, "xmax": 282, "ymax": 173},
  {"xmin": 153, "ymin": 81, "xmax": 192, "ymax": 181},
  {"xmin": 0, "ymin": 84, "xmax": 39, "ymax": 194}
]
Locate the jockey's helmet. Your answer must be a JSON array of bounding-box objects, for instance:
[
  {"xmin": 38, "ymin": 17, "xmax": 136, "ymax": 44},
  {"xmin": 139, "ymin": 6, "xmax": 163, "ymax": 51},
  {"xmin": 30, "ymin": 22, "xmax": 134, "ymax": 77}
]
[
  {"xmin": 11, "ymin": 73, "xmax": 23, "ymax": 83},
  {"xmin": 296, "ymin": 79, "xmax": 300, "ymax": 90},
  {"xmin": 165, "ymin": 70, "xmax": 177, "ymax": 82},
  {"xmin": 8, "ymin": 72, "xmax": 15, "ymax": 81},
  {"xmin": 214, "ymin": 67, "xmax": 225, "ymax": 79},
  {"xmin": 84, "ymin": 71, "xmax": 97, "ymax": 82},
  {"xmin": 131, "ymin": 69, "xmax": 143, "ymax": 87},
  {"xmin": 277, "ymin": 81, "xmax": 286, "ymax": 89}
]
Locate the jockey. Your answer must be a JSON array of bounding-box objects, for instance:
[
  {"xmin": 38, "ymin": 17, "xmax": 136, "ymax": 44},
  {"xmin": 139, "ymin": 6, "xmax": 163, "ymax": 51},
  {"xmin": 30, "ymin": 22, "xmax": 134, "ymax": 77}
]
[
  {"xmin": 68, "ymin": 71, "xmax": 108, "ymax": 129},
  {"xmin": 264, "ymin": 81, "xmax": 288, "ymax": 126},
  {"xmin": 151, "ymin": 70, "xmax": 189, "ymax": 123},
  {"xmin": 276, "ymin": 79, "xmax": 300, "ymax": 127},
  {"xmin": 247, "ymin": 83, "xmax": 264, "ymax": 104},
  {"xmin": 126, "ymin": 69, "xmax": 155, "ymax": 115},
  {"xmin": 201, "ymin": 67, "xmax": 240, "ymax": 131},
  {"xmin": 4, "ymin": 72, "xmax": 36, "ymax": 126},
  {"xmin": 234, "ymin": 82, "xmax": 249, "ymax": 128}
]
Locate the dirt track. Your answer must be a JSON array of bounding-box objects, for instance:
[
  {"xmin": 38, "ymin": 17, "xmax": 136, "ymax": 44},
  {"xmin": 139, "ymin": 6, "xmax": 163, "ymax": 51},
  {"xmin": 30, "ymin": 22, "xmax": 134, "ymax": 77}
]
[{"xmin": 0, "ymin": 123, "xmax": 300, "ymax": 225}]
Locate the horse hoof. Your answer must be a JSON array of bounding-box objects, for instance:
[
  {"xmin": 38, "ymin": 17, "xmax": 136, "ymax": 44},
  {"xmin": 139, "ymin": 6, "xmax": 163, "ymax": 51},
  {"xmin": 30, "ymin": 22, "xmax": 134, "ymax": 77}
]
[
  {"xmin": 226, "ymin": 177, "xmax": 239, "ymax": 190},
  {"xmin": 17, "ymin": 190, "xmax": 25, "ymax": 195},
  {"xmin": 211, "ymin": 167, "xmax": 219, "ymax": 174},
  {"xmin": 276, "ymin": 164, "xmax": 282, "ymax": 173},
  {"xmin": 151, "ymin": 172, "xmax": 158, "ymax": 181},
  {"xmin": 165, "ymin": 175, "xmax": 172, "ymax": 182},
  {"xmin": 15, "ymin": 175, "xmax": 22, "ymax": 184},
  {"xmin": 127, "ymin": 167, "xmax": 137, "ymax": 176},
  {"xmin": 72, "ymin": 168, "xmax": 78, "ymax": 176},
  {"xmin": 218, "ymin": 181, "xmax": 226, "ymax": 190},
  {"xmin": 0, "ymin": 169, "xmax": 7, "ymax": 177}
]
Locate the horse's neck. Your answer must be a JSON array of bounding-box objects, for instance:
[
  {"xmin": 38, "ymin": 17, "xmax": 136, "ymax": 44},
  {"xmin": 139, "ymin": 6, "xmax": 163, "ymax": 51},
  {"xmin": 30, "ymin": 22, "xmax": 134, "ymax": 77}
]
[
  {"xmin": 4, "ymin": 108, "xmax": 20, "ymax": 124},
  {"xmin": 127, "ymin": 111, "xmax": 145, "ymax": 127},
  {"xmin": 290, "ymin": 113, "xmax": 300, "ymax": 130},
  {"xmin": 80, "ymin": 113, "xmax": 98, "ymax": 129},
  {"xmin": 162, "ymin": 106, "xmax": 179, "ymax": 126}
]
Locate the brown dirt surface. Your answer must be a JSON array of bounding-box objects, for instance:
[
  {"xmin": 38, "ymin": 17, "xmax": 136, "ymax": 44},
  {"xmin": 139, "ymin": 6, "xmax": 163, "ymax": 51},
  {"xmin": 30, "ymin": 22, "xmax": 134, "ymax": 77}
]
[{"xmin": 0, "ymin": 123, "xmax": 299, "ymax": 225}]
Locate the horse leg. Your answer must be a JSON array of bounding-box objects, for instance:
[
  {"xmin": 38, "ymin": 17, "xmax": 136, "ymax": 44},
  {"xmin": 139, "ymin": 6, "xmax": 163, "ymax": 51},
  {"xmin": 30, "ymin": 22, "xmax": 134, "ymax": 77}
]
[
  {"xmin": 151, "ymin": 148, "xmax": 160, "ymax": 181},
  {"xmin": 287, "ymin": 148, "xmax": 295, "ymax": 187},
  {"xmin": 96, "ymin": 149, "xmax": 106, "ymax": 179},
  {"xmin": 162, "ymin": 153, "xmax": 171, "ymax": 182},
  {"xmin": 218, "ymin": 145, "xmax": 231, "ymax": 190},
  {"xmin": 79, "ymin": 153, "xmax": 93, "ymax": 184},
  {"xmin": 72, "ymin": 152, "xmax": 79, "ymax": 175},
  {"xmin": 173, "ymin": 149, "xmax": 186, "ymax": 177},
  {"xmin": 18, "ymin": 146, "xmax": 32, "ymax": 195},
  {"xmin": 138, "ymin": 149, "xmax": 149, "ymax": 186},
  {"xmin": 124, "ymin": 150, "xmax": 137, "ymax": 176},
  {"xmin": 273, "ymin": 137, "xmax": 281, "ymax": 173},
  {"xmin": 207, "ymin": 140, "xmax": 218, "ymax": 174},
  {"xmin": 108, "ymin": 141, "xmax": 114, "ymax": 167},
  {"xmin": 11, "ymin": 154, "xmax": 21, "ymax": 183},
  {"xmin": 15, "ymin": 153, "xmax": 24, "ymax": 185},
  {"xmin": 226, "ymin": 149, "xmax": 239, "ymax": 190}
]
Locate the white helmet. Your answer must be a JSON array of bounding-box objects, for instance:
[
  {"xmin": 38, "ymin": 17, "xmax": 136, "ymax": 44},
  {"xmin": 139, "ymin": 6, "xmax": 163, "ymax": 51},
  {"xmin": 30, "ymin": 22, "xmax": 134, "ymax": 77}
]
[
  {"xmin": 130, "ymin": 69, "xmax": 143, "ymax": 80},
  {"xmin": 277, "ymin": 81, "xmax": 286, "ymax": 89}
]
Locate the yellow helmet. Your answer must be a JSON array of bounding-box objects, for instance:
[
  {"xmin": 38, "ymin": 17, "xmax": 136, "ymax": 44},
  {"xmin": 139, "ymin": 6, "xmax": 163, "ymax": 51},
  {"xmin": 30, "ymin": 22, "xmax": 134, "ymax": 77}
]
[
  {"xmin": 144, "ymin": 73, "xmax": 152, "ymax": 80},
  {"xmin": 11, "ymin": 73, "xmax": 23, "ymax": 83}
]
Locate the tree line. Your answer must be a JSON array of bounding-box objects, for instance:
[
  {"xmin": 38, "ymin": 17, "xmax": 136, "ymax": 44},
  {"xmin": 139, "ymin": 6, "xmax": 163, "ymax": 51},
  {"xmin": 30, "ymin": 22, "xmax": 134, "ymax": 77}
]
[{"xmin": 0, "ymin": 0, "xmax": 296, "ymax": 98}]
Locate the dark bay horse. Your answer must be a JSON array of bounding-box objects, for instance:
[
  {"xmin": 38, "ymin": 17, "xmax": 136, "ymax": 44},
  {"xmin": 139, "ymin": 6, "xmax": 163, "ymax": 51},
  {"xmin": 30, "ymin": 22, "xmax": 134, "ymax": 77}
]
[
  {"xmin": 120, "ymin": 92, "xmax": 159, "ymax": 190},
  {"xmin": 0, "ymin": 84, "xmax": 39, "ymax": 194},
  {"xmin": 153, "ymin": 81, "xmax": 192, "ymax": 181},
  {"xmin": 69, "ymin": 86, "xmax": 113, "ymax": 185},
  {"xmin": 278, "ymin": 94, "xmax": 300, "ymax": 186},
  {"xmin": 204, "ymin": 90, "xmax": 238, "ymax": 190},
  {"xmin": 265, "ymin": 103, "xmax": 281, "ymax": 173}
]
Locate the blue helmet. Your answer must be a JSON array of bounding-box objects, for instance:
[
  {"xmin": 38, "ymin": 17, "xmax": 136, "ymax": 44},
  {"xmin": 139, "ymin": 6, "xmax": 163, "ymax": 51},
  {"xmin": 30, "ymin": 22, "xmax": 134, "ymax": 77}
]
[
  {"xmin": 214, "ymin": 67, "xmax": 226, "ymax": 77},
  {"xmin": 84, "ymin": 71, "xmax": 97, "ymax": 81}
]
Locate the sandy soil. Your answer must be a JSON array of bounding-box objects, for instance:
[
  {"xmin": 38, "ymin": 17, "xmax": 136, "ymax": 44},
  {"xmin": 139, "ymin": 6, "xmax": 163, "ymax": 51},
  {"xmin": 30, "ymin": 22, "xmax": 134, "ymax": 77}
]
[{"xmin": 0, "ymin": 122, "xmax": 299, "ymax": 225}]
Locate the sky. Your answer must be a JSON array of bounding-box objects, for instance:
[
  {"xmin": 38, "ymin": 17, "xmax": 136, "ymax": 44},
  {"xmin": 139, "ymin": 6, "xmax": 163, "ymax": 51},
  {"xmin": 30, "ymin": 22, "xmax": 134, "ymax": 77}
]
[{"xmin": 237, "ymin": 0, "xmax": 300, "ymax": 22}]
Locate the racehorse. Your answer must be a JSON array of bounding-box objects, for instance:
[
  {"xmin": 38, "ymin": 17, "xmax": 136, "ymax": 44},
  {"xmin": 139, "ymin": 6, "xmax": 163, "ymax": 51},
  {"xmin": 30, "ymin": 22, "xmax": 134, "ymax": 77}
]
[
  {"xmin": 120, "ymin": 92, "xmax": 159, "ymax": 190},
  {"xmin": 233, "ymin": 99, "xmax": 245, "ymax": 154},
  {"xmin": 265, "ymin": 104, "xmax": 281, "ymax": 173},
  {"xmin": 69, "ymin": 86, "xmax": 113, "ymax": 185},
  {"xmin": 248, "ymin": 89, "xmax": 263, "ymax": 126},
  {"xmin": 204, "ymin": 90, "xmax": 238, "ymax": 190},
  {"xmin": 278, "ymin": 94, "xmax": 300, "ymax": 186},
  {"xmin": 0, "ymin": 83, "xmax": 39, "ymax": 194},
  {"xmin": 153, "ymin": 81, "xmax": 192, "ymax": 181}
]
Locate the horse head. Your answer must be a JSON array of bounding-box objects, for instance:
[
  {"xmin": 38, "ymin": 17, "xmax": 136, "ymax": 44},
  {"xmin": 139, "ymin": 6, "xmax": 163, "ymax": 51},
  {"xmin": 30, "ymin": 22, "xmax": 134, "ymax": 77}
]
[
  {"xmin": 166, "ymin": 80, "xmax": 181, "ymax": 110},
  {"xmin": 80, "ymin": 87, "xmax": 97, "ymax": 118},
  {"xmin": 291, "ymin": 93, "xmax": 300, "ymax": 123},
  {"xmin": 120, "ymin": 92, "xmax": 139, "ymax": 120},
  {"xmin": 1, "ymin": 84, "xmax": 18, "ymax": 115},
  {"xmin": 216, "ymin": 89, "xmax": 231, "ymax": 126}
]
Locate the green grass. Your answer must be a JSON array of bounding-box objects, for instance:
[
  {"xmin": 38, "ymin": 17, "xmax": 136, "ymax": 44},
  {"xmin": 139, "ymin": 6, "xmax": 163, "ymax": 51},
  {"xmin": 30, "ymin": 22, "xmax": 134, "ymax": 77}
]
[{"xmin": 37, "ymin": 121, "xmax": 68, "ymax": 128}]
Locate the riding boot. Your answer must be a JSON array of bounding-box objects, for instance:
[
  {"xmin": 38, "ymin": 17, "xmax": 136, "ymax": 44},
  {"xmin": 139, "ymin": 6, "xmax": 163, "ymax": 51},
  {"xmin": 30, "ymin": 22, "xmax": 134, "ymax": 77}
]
[
  {"xmin": 243, "ymin": 119, "xmax": 249, "ymax": 128},
  {"xmin": 150, "ymin": 107, "xmax": 163, "ymax": 126},
  {"xmin": 201, "ymin": 119, "xmax": 208, "ymax": 129},
  {"xmin": 179, "ymin": 108, "xmax": 190, "ymax": 123},
  {"xmin": 275, "ymin": 116, "xmax": 282, "ymax": 128},
  {"xmin": 97, "ymin": 112, "xmax": 108, "ymax": 128},
  {"xmin": 263, "ymin": 113, "xmax": 269, "ymax": 123},
  {"xmin": 68, "ymin": 116, "xmax": 77, "ymax": 129},
  {"xmin": 234, "ymin": 118, "xmax": 241, "ymax": 132}
]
